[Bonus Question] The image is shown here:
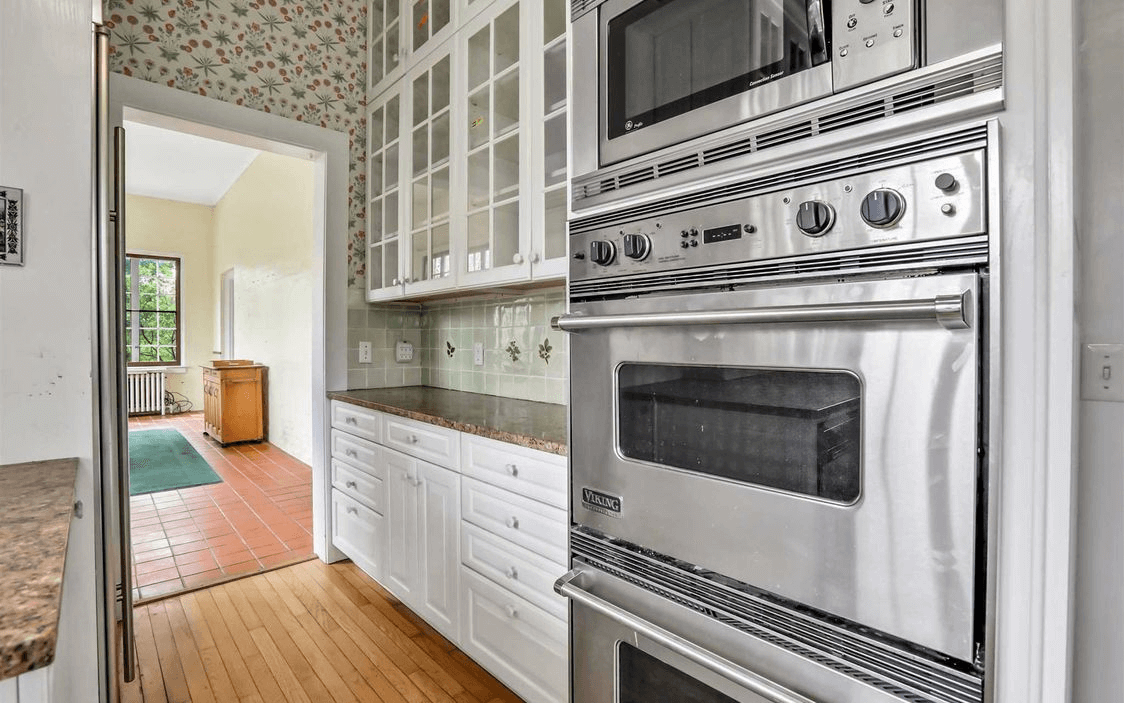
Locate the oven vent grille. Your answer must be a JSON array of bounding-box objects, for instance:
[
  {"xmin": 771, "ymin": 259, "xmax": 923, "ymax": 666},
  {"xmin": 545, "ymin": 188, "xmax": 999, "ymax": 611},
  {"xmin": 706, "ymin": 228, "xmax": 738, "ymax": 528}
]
[
  {"xmin": 570, "ymin": 124, "xmax": 988, "ymax": 235},
  {"xmin": 571, "ymin": 527, "xmax": 984, "ymax": 703},
  {"xmin": 573, "ymin": 49, "xmax": 1003, "ymax": 203},
  {"xmin": 570, "ymin": 0, "xmax": 608, "ymax": 21},
  {"xmin": 569, "ymin": 236, "xmax": 989, "ymax": 300}
]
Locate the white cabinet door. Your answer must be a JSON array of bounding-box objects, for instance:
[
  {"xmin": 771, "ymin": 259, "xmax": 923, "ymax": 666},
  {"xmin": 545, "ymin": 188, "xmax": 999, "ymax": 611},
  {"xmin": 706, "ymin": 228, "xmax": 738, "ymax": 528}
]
[
  {"xmin": 367, "ymin": 87, "xmax": 408, "ymax": 301},
  {"xmin": 332, "ymin": 489, "xmax": 387, "ymax": 581},
  {"xmin": 384, "ymin": 450, "xmax": 420, "ymax": 601},
  {"xmin": 530, "ymin": 0, "xmax": 569, "ymax": 281},
  {"xmin": 369, "ymin": 0, "xmax": 408, "ymax": 96},
  {"xmin": 416, "ymin": 461, "xmax": 461, "ymax": 639},
  {"xmin": 407, "ymin": 0, "xmax": 456, "ymax": 60}
]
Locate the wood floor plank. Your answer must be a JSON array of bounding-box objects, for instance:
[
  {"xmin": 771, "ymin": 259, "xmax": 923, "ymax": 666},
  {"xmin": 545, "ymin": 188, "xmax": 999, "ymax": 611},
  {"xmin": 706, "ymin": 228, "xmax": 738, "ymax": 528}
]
[
  {"xmin": 203, "ymin": 588, "xmax": 294, "ymax": 703},
  {"xmin": 164, "ymin": 598, "xmax": 217, "ymax": 703},
  {"xmin": 190, "ymin": 589, "xmax": 266, "ymax": 702},
  {"xmin": 134, "ymin": 605, "xmax": 169, "ymax": 703},
  {"xmin": 409, "ymin": 670, "xmax": 457, "ymax": 703},
  {"xmin": 117, "ymin": 622, "xmax": 146, "ymax": 703},
  {"xmin": 148, "ymin": 602, "xmax": 192, "ymax": 703},
  {"xmin": 180, "ymin": 592, "xmax": 244, "ymax": 702}
]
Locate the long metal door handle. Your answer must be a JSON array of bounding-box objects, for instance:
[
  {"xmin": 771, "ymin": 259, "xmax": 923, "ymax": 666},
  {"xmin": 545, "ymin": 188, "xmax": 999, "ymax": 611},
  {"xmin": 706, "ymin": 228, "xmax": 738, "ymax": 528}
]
[
  {"xmin": 554, "ymin": 568, "xmax": 816, "ymax": 703},
  {"xmin": 551, "ymin": 291, "xmax": 972, "ymax": 332}
]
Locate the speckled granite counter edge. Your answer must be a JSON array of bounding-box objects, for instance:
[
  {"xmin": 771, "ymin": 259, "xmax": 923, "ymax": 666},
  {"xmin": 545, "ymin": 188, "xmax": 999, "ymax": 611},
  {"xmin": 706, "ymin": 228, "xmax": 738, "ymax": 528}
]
[
  {"xmin": 0, "ymin": 458, "xmax": 78, "ymax": 681},
  {"xmin": 328, "ymin": 392, "xmax": 568, "ymax": 456}
]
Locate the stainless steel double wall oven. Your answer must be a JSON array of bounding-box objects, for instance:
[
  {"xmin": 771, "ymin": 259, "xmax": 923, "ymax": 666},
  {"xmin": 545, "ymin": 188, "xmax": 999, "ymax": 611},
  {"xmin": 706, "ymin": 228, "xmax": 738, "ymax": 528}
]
[{"xmin": 554, "ymin": 119, "xmax": 1000, "ymax": 703}]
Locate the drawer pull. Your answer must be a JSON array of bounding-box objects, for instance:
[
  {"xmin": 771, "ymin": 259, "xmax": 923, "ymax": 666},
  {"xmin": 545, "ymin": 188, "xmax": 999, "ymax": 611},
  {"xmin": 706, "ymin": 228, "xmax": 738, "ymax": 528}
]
[
  {"xmin": 504, "ymin": 604, "xmax": 519, "ymax": 619},
  {"xmin": 346, "ymin": 507, "xmax": 358, "ymax": 515},
  {"xmin": 505, "ymin": 516, "xmax": 520, "ymax": 530},
  {"xmin": 409, "ymin": 475, "xmax": 422, "ymax": 487},
  {"xmin": 345, "ymin": 416, "xmax": 358, "ymax": 425},
  {"xmin": 345, "ymin": 449, "xmax": 358, "ymax": 458},
  {"xmin": 407, "ymin": 434, "xmax": 419, "ymax": 444},
  {"xmin": 504, "ymin": 463, "xmax": 518, "ymax": 477},
  {"xmin": 504, "ymin": 566, "xmax": 518, "ymax": 580},
  {"xmin": 345, "ymin": 480, "xmax": 358, "ymax": 489}
]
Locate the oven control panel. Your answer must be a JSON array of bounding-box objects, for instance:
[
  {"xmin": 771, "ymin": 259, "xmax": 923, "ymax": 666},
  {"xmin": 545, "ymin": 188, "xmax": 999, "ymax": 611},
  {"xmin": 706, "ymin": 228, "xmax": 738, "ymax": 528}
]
[{"xmin": 569, "ymin": 150, "xmax": 987, "ymax": 285}]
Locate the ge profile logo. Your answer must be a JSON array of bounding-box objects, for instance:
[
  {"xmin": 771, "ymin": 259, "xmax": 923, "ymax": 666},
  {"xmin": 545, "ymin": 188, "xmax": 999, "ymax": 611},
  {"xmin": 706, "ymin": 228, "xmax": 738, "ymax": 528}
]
[{"xmin": 624, "ymin": 120, "xmax": 634, "ymax": 131}]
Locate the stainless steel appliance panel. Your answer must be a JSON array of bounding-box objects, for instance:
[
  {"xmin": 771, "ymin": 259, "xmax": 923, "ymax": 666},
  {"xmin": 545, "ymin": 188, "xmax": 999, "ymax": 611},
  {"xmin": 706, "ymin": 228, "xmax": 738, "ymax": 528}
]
[
  {"xmin": 831, "ymin": 0, "xmax": 917, "ymax": 91},
  {"xmin": 568, "ymin": 272, "xmax": 981, "ymax": 661}
]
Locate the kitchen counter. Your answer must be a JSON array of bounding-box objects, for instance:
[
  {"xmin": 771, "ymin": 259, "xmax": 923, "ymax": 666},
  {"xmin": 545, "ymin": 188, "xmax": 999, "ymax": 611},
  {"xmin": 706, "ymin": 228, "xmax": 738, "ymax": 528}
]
[
  {"xmin": 0, "ymin": 458, "xmax": 77, "ymax": 681},
  {"xmin": 328, "ymin": 387, "xmax": 568, "ymax": 456}
]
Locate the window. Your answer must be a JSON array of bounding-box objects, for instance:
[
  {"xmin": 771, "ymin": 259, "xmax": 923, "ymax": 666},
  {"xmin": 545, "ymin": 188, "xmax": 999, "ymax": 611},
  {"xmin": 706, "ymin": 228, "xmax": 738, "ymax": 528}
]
[{"xmin": 124, "ymin": 254, "xmax": 181, "ymax": 365}]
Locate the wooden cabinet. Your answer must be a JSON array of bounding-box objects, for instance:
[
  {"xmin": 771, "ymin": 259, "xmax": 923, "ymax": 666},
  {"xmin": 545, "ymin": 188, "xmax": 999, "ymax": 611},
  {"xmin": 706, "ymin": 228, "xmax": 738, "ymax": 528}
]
[{"xmin": 202, "ymin": 362, "xmax": 265, "ymax": 445}]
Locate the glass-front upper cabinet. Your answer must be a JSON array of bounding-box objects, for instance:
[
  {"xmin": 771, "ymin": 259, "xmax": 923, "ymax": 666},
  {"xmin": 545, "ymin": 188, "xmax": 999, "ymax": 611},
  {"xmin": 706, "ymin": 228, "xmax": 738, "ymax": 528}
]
[
  {"xmin": 533, "ymin": 0, "xmax": 569, "ymax": 280},
  {"xmin": 369, "ymin": 0, "xmax": 406, "ymax": 95},
  {"xmin": 459, "ymin": 0, "xmax": 530, "ymax": 286},
  {"xmin": 367, "ymin": 88, "xmax": 406, "ymax": 301},
  {"xmin": 409, "ymin": 0, "xmax": 454, "ymax": 58},
  {"xmin": 403, "ymin": 44, "xmax": 455, "ymax": 295}
]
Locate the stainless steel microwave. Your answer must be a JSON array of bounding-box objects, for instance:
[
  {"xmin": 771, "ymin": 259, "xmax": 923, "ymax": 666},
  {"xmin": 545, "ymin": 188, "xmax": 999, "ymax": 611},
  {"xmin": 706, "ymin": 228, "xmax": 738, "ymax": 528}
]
[{"xmin": 571, "ymin": 0, "xmax": 1002, "ymax": 170}]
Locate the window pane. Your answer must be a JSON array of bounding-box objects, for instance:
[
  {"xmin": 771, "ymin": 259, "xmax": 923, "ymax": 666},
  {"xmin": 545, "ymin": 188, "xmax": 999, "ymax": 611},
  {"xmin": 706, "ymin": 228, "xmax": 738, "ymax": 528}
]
[
  {"xmin": 139, "ymin": 311, "xmax": 157, "ymax": 327},
  {"xmin": 157, "ymin": 329, "xmax": 177, "ymax": 346},
  {"xmin": 158, "ymin": 347, "xmax": 177, "ymax": 362}
]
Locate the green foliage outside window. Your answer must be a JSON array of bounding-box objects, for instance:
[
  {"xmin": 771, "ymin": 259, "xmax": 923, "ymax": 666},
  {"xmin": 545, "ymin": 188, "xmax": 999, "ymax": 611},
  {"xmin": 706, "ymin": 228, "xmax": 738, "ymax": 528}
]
[{"xmin": 125, "ymin": 255, "xmax": 180, "ymax": 365}]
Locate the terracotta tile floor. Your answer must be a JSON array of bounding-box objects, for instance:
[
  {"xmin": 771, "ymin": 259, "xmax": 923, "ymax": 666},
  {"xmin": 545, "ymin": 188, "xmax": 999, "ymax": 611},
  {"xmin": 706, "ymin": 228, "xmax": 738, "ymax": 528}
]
[{"xmin": 128, "ymin": 411, "xmax": 313, "ymax": 601}]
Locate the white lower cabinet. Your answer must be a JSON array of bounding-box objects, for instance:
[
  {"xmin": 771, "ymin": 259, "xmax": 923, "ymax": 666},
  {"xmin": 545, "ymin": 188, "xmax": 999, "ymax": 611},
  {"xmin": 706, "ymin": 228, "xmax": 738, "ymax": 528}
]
[{"xmin": 332, "ymin": 489, "xmax": 386, "ymax": 581}]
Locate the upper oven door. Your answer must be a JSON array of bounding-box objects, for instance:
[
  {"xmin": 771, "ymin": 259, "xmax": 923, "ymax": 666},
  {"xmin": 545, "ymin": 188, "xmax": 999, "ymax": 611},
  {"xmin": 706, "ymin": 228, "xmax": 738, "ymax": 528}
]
[
  {"xmin": 566, "ymin": 272, "xmax": 982, "ymax": 662},
  {"xmin": 592, "ymin": 0, "xmax": 832, "ymax": 166}
]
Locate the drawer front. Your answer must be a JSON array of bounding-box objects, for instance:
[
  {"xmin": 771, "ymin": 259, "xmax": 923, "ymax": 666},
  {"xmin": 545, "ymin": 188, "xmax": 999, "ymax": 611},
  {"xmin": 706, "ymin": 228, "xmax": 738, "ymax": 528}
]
[
  {"xmin": 330, "ymin": 400, "xmax": 382, "ymax": 443},
  {"xmin": 219, "ymin": 367, "xmax": 260, "ymax": 382},
  {"xmin": 331, "ymin": 429, "xmax": 380, "ymax": 471},
  {"xmin": 461, "ymin": 478, "xmax": 568, "ymax": 566},
  {"xmin": 461, "ymin": 434, "xmax": 567, "ymax": 508},
  {"xmin": 460, "ymin": 567, "xmax": 567, "ymax": 703},
  {"xmin": 461, "ymin": 522, "xmax": 568, "ymax": 621},
  {"xmin": 383, "ymin": 415, "xmax": 460, "ymax": 469},
  {"xmin": 331, "ymin": 458, "xmax": 387, "ymax": 514},
  {"xmin": 332, "ymin": 489, "xmax": 385, "ymax": 581}
]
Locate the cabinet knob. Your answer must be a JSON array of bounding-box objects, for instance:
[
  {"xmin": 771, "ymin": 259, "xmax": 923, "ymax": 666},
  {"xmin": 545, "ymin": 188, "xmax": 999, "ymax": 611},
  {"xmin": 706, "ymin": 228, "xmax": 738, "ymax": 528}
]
[
  {"xmin": 504, "ymin": 463, "xmax": 518, "ymax": 477},
  {"xmin": 346, "ymin": 507, "xmax": 358, "ymax": 515},
  {"xmin": 505, "ymin": 516, "xmax": 519, "ymax": 530},
  {"xmin": 407, "ymin": 434, "xmax": 419, "ymax": 444},
  {"xmin": 345, "ymin": 480, "xmax": 357, "ymax": 489},
  {"xmin": 504, "ymin": 566, "xmax": 518, "ymax": 580},
  {"xmin": 529, "ymin": 252, "xmax": 540, "ymax": 264},
  {"xmin": 409, "ymin": 475, "xmax": 422, "ymax": 487},
  {"xmin": 391, "ymin": 277, "xmax": 400, "ymax": 286},
  {"xmin": 345, "ymin": 449, "xmax": 358, "ymax": 458},
  {"xmin": 504, "ymin": 605, "xmax": 519, "ymax": 619},
  {"xmin": 345, "ymin": 416, "xmax": 358, "ymax": 425},
  {"xmin": 512, "ymin": 252, "xmax": 524, "ymax": 264}
]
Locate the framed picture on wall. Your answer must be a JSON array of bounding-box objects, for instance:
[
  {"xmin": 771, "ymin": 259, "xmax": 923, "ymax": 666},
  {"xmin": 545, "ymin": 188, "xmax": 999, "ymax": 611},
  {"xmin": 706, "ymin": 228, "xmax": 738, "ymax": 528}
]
[{"xmin": 0, "ymin": 185, "xmax": 24, "ymax": 266}]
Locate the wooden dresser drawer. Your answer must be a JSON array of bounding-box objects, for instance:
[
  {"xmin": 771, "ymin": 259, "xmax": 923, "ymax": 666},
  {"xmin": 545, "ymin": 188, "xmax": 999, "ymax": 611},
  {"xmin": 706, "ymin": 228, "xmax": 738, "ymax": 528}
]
[
  {"xmin": 330, "ymin": 400, "xmax": 382, "ymax": 443},
  {"xmin": 460, "ymin": 567, "xmax": 567, "ymax": 703},
  {"xmin": 461, "ymin": 522, "xmax": 568, "ymax": 621},
  {"xmin": 461, "ymin": 434, "xmax": 566, "ymax": 508},
  {"xmin": 330, "ymin": 429, "xmax": 381, "ymax": 472},
  {"xmin": 332, "ymin": 489, "xmax": 385, "ymax": 581},
  {"xmin": 461, "ymin": 478, "xmax": 568, "ymax": 566},
  {"xmin": 383, "ymin": 414, "xmax": 460, "ymax": 470},
  {"xmin": 331, "ymin": 458, "xmax": 387, "ymax": 514}
]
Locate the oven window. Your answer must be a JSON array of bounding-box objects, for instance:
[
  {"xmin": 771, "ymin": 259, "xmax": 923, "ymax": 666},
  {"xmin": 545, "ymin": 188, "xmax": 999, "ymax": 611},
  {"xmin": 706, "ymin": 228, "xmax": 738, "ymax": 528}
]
[
  {"xmin": 607, "ymin": 0, "xmax": 828, "ymax": 140},
  {"xmin": 619, "ymin": 642, "xmax": 739, "ymax": 703},
  {"xmin": 618, "ymin": 364, "xmax": 861, "ymax": 503}
]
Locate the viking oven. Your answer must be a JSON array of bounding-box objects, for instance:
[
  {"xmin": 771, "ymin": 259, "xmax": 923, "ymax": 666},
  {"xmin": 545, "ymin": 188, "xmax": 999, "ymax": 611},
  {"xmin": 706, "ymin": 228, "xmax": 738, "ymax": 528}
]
[
  {"xmin": 553, "ymin": 123, "xmax": 997, "ymax": 703},
  {"xmin": 571, "ymin": 0, "xmax": 1002, "ymax": 171}
]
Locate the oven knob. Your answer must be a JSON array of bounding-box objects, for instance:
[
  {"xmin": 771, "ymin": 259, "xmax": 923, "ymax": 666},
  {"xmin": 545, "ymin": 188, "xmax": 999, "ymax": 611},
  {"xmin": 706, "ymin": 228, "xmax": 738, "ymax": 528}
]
[
  {"xmin": 860, "ymin": 189, "xmax": 906, "ymax": 228},
  {"xmin": 795, "ymin": 201, "xmax": 836, "ymax": 237},
  {"xmin": 589, "ymin": 240, "xmax": 617, "ymax": 266},
  {"xmin": 935, "ymin": 173, "xmax": 959, "ymax": 193},
  {"xmin": 622, "ymin": 233, "xmax": 651, "ymax": 261}
]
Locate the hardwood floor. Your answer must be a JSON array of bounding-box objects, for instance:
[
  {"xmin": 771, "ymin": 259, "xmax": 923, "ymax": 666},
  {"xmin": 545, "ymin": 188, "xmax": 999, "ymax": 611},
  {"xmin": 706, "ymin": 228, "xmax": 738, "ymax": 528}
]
[{"xmin": 119, "ymin": 559, "xmax": 524, "ymax": 703}]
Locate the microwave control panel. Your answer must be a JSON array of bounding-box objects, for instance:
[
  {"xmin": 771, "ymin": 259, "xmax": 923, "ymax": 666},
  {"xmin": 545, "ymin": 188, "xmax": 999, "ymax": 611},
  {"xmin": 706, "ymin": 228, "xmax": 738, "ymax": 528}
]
[
  {"xmin": 832, "ymin": 0, "xmax": 917, "ymax": 91},
  {"xmin": 569, "ymin": 149, "xmax": 986, "ymax": 285}
]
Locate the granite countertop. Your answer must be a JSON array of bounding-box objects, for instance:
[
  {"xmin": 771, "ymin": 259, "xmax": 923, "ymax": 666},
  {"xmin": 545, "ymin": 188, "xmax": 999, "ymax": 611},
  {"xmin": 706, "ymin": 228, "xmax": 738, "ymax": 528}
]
[
  {"xmin": 329, "ymin": 387, "xmax": 568, "ymax": 456},
  {"xmin": 0, "ymin": 459, "xmax": 78, "ymax": 681}
]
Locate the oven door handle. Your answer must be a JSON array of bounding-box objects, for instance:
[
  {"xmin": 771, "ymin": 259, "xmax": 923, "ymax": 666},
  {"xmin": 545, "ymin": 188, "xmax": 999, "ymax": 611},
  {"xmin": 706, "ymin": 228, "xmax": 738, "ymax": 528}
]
[
  {"xmin": 551, "ymin": 291, "xmax": 971, "ymax": 332},
  {"xmin": 555, "ymin": 568, "xmax": 816, "ymax": 703}
]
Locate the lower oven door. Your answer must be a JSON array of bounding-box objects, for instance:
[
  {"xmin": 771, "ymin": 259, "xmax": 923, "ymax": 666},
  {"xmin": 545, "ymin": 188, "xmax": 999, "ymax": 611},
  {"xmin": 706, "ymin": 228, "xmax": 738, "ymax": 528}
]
[{"xmin": 563, "ymin": 272, "xmax": 983, "ymax": 662}]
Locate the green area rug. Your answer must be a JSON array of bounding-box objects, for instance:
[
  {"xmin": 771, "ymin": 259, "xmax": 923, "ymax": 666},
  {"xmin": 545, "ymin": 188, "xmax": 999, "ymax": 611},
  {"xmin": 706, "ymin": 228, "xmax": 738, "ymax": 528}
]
[{"xmin": 128, "ymin": 428, "xmax": 222, "ymax": 496}]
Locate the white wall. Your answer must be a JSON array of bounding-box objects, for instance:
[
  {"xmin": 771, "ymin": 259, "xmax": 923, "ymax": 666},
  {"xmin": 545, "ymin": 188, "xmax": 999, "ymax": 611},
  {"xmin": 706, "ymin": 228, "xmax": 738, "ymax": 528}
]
[
  {"xmin": 212, "ymin": 152, "xmax": 315, "ymax": 464},
  {"xmin": 0, "ymin": 0, "xmax": 101, "ymax": 699},
  {"xmin": 1072, "ymin": 1, "xmax": 1124, "ymax": 700}
]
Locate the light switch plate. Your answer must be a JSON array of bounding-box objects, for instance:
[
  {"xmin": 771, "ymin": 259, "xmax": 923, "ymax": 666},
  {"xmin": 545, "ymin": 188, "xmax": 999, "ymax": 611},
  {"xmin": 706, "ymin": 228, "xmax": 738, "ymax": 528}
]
[
  {"xmin": 395, "ymin": 341, "xmax": 414, "ymax": 363},
  {"xmin": 358, "ymin": 341, "xmax": 372, "ymax": 364},
  {"xmin": 1081, "ymin": 344, "xmax": 1124, "ymax": 402},
  {"xmin": 473, "ymin": 343, "xmax": 485, "ymax": 366}
]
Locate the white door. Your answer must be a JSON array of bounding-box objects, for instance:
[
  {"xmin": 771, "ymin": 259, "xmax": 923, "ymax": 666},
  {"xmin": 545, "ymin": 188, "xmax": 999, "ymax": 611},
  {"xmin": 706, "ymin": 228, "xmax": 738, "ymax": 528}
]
[
  {"xmin": 384, "ymin": 450, "xmax": 420, "ymax": 601},
  {"xmin": 417, "ymin": 461, "xmax": 460, "ymax": 639},
  {"xmin": 221, "ymin": 268, "xmax": 235, "ymax": 358}
]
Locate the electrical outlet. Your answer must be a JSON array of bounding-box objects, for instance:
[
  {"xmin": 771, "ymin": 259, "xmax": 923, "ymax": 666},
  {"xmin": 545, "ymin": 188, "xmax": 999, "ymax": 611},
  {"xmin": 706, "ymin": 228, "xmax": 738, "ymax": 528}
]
[
  {"xmin": 1082, "ymin": 344, "xmax": 1124, "ymax": 402},
  {"xmin": 395, "ymin": 341, "xmax": 415, "ymax": 363},
  {"xmin": 473, "ymin": 342, "xmax": 485, "ymax": 367},
  {"xmin": 358, "ymin": 341, "xmax": 372, "ymax": 364}
]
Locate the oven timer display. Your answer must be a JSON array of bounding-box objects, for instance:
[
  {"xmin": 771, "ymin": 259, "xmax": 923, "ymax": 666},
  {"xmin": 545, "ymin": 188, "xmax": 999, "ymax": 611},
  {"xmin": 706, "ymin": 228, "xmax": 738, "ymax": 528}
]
[{"xmin": 703, "ymin": 224, "xmax": 743, "ymax": 244}]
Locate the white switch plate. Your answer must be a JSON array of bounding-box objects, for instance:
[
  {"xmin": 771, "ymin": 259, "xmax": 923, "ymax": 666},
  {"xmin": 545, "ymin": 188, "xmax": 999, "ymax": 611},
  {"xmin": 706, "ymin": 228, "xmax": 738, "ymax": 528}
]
[
  {"xmin": 395, "ymin": 341, "xmax": 415, "ymax": 363},
  {"xmin": 358, "ymin": 341, "xmax": 372, "ymax": 364},
  {"xmin": 1081, "ymin": 344, "xmax": 1124, "ymax": 402},
  {"xmin": 473, "ymin": 342, "xmax": 485, "ymax": 366}
]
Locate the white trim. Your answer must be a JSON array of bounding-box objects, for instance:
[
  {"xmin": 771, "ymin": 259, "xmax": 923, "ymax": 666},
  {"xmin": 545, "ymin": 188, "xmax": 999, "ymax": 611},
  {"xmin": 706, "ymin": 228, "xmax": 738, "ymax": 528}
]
[{"xmin": 108, "ymin": 76, "xmax": 349, "ymax": 570}]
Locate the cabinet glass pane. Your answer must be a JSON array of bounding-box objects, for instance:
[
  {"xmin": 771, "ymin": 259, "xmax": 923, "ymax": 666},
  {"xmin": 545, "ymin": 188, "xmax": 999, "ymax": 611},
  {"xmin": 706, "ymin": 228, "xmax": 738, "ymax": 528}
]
[
  {"xmin": 432, "ymin": 223, "xmax": 451, "ymax": 278},
  {"xmin": 494, "ymin": 134, "xmax": 519, "ymax": 200},
  {"xmin": 371, "ymin": 0, "xmax": 385, "ymax": 31},
  {"xmin": 387, "ymin": 0, "xmax": 400, "ymax": 22},
  {"xmin": 371, "ymin": 153, "xmax": 384, "ymax": 193},
  {"xmin": 371, "ymin": 38, "xmax": 384, "ymax": 84},
  {"xmin": 432, "ymin": 112, "xmax": 450, "ymax": 165},
  {"xmin": 467, "ymin": 150, "xmax": 490, "ymax": 209},
  {"xmin": 494, "ymin": 201, "xmax": 520, "ymax": 267},
  {"xmin": 386, "ymin": 96, "xmax": 400, "ymax": 141},
  {"xmin": 432, "ymin": 56, "xmax": 451, "ymax": 113},
  {"xmin": 370, "ymin": 245, "xmax": 383, "ymax": 288},
  {"xmin": 494, "ymin": 70, "xmax": 519, "ymax": 137},
  {"xmin": 544, "ymin": 113, "xmax": 566, "ymax": 187},
  {"xmin": 384, "ymin": 240, "xmax": 399, "ymax": 284},
  {"xmin": 412, "ymin": 126, "xmax": 428, "ymax": 176},
  {"xmin": 432, "ymin": 167, "xmax": 450, "ymax": 218},
  {"xmin": 467, "ymin": 212, "xmax": 490, "ymax": 272},
  {"xmin": 385, "ymin": 193, "xmax": 399, "ymax": 237},
  {"xmin": 544, "ymin": 187, "xmax": 566, "ymax": 259},
  {"xmin": 370, "ymin": 106, "xmax": 384, "ymax": 151},
  {"xmin": 544, "ymin": 41, "xmax": 566, "ymax": 113},
  {"xmin": 413, "ymin": 73, "xmax": 429, "ymax": 126},
  {"xmin": 412, "ymin": 229, "xmax": 429, "ymax": 281},
  {"xmin": 412, "ymin": 0, "xmax": 428, "ymax": 51},
  {"xmin": 370, "ymin": 199, "xmax": 383, "ymax": 241},
  {"xmin": 468, "ymin": 26, "xmax": 491, "ymax": 90},
  {"xmin": 495, "ymin": 5, "xmax": 520, "ymax": 74},
  {"xmin": 468, "ymin": 86, "xmax": 490, "ymax": 151},
  {"xmin": 385, "ymin": 143, "xmax": 400, "ymax": 189},
  {"xmin": 433, "ymin": 0, "xmax": 450, "ymax": 35},
  {"xmin": 413, "ymin": 177, "xmax": 428, "ymax": 225},
  {"xmin": 387, "ymin": 24, "xmax": 400, "ymax": 70},
  {"xmin": 544, "ymin": 0, "xmax": 566, "ymax": 44}
]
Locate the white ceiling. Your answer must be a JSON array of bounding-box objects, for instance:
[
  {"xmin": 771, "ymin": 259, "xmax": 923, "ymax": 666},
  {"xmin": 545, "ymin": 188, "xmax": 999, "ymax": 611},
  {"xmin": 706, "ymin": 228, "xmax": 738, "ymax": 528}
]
[{"xmin": 124, "ymin": 121, "xmax": 261, "ymax": 206}]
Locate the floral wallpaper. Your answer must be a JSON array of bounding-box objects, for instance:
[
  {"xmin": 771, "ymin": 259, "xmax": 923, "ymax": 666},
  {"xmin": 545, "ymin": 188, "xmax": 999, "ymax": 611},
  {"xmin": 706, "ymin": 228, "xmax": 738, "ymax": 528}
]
[{"xmin": 103, "ymin": 0, "xmax": 369, "ymax": 287}]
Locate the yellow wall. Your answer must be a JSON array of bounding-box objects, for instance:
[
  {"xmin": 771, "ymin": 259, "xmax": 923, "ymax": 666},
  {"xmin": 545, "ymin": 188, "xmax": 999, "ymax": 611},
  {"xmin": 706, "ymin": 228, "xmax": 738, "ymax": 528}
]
[
  {"xmin": 125, "ymin": 195, "xmax": 215, "ymax": 410},
  {"xmin": 212, "ymin": 152, "xmax": 316, "ymax": 463}
]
